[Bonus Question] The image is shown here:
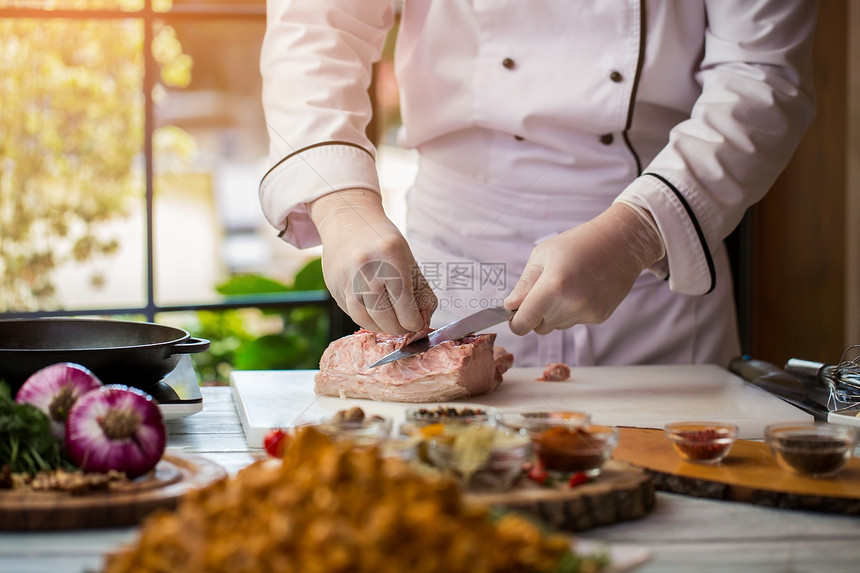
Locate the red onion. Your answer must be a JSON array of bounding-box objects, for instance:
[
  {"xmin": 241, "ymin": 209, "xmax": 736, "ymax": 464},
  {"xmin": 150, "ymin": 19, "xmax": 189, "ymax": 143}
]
[
  {"xmin": 65, "ymin": 385, "xmax": 167, "ymax": 478},
  {"xmin": 15, "ymin": 362, "xmax": 103, "ymax": 441}
]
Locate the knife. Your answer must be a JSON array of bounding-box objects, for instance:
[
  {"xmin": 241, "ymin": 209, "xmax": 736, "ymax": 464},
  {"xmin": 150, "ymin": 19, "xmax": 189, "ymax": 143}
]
[
  {"xmin": 368, "ymin": 306, "xmax": 515, "ymax": 368},
  {"xmin": 728, "ymin": 355, "xmax": 829, "ymax": 421}
]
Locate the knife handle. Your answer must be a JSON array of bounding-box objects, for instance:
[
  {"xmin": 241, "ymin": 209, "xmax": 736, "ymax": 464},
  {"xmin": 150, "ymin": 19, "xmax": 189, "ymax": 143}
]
[
  {"xmin": 728, "ymin": 355, "xmax": 785, "ymax": 382},
  {"xmin": 729, "ymin": 356, "xmax": 811, "ymax": 401}
]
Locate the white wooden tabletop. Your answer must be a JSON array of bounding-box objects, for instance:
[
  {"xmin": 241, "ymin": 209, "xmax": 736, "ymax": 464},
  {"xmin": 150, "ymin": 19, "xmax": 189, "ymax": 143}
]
[{"xmin": 1, "ymin": 387, "xmax": 859, "ymax": 573}]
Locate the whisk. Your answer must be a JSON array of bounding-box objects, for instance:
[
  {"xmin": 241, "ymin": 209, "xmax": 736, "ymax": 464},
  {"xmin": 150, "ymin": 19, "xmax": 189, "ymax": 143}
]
[
  {"xmin": 833, "ymin": 344, "xmax": 860, "ymax": 403},
  {"xmin": 784, "ymin": 345, "xmax": 860, "ymax": 412}
]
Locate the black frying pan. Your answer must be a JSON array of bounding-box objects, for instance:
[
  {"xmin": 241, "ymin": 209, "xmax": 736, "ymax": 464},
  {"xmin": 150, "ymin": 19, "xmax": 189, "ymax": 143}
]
[{"xmin": 0, "ymin": 318, "xmax": 210, "ymax": 394}]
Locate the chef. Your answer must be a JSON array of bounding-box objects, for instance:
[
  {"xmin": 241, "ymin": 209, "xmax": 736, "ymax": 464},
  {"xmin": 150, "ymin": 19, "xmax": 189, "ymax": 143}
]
[{"xmin": 258, "ymin": 1, "xmax": 816, "ymax": 368}]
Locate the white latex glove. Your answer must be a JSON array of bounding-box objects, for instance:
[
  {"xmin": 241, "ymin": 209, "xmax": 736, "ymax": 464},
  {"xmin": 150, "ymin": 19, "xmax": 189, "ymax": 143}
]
[
  {"xmin": 308, "ymin": 188, "xmax": 437, "ymax": 334},
  {"xmin": 504, "ymin": 202, "xmax": 665, "ymax": 335}
]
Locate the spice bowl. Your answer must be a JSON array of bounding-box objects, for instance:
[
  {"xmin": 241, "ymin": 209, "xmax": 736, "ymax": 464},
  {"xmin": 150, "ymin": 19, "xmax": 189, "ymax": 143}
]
[
  {"xmin": 765, "ymin": 422, "xmax": 857, "ymax": 478},
  {"xmin": 306, "ymin": 410, "xmax": 393, "ymax": 446},
  {"xmin": 499, "ymin": 412, "xmax": 614, "ymax": 478},
  {"xmin": 496, "ymin": 411, "xmax": 591, "ymax": 435},
  {"xmin": 424, "ymin": 422, "xmax": 531, "ymax": 490},
  {"xmin": 664, "ymin": 422, "xmax": 738, "ymax": 464},
  {"xmin": 405, "ymin": 403, "xmax": 498, "ymax": 427},
  {"xmin": 401, "ymin": 404, "xmax": 498, "ymax": 449},
  {"xmin": 534, "ymin": 424, "xmax": 618, "ymax": 478},
  {"xmin": 377, "ymin": 438, "xmax": 418, "ymax": 461}
]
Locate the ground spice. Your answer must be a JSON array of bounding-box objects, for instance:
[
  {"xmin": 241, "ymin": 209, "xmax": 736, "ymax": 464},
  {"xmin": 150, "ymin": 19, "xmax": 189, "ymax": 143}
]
[{"xmin": 534, "ymin": 427, "xmax": 607, "ymax": 472}]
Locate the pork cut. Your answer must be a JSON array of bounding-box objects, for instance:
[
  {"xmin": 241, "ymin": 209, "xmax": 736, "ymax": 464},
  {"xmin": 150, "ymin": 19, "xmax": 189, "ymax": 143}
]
[{"xmin": 314, "ymin": 330, "xmax": 512, "ymax": 402}]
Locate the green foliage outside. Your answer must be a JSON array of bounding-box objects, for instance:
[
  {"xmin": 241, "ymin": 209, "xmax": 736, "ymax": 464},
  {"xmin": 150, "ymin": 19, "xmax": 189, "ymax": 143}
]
[
  {"xmin": 1, "ymin": 2, "xmax": 330, "ymax": 384},
  {"xmin": 184, "ymin": 258, "xmax": 330, "ymax": 385},
  {"xmin": 0, "ymin": 1, "xmax": 192, "ymax": 311}
]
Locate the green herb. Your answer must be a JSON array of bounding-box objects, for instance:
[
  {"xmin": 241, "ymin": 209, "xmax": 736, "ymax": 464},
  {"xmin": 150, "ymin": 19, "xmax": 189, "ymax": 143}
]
[
  {"xmin": 552, "ymin": 548, "xmax": 611, "ymax": 573},
  {"xmin": 486, "ymin": 508, "xmax": 611, "ymax": 572},
  {"xmin": 0, "ymin": 382, "xmax": 73, "ymax": 474}
]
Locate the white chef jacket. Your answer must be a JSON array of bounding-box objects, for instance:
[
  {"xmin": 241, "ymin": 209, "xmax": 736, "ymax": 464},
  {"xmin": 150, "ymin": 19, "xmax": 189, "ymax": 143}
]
[{"xmin": 259, "ymin": 0, "xmax": 816, "ymax": 367}]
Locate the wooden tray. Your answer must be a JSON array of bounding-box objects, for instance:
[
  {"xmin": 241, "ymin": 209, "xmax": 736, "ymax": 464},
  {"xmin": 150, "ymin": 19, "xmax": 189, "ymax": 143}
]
[
  {"xmin": 613, "ymin": 427, "xmax": 860, "ymax": 515},
  {"xmin": 466, "ymin": 460, "xmax": 655, "ymax": 531},
  {"xmin": 0, "ymin": 452, "xmax": 227, "ymax": 530}
]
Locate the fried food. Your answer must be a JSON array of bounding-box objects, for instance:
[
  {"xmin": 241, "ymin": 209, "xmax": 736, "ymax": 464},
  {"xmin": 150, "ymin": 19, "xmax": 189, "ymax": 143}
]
[{"xmin": 104, "ymin": 427, "xmax": 603, "ymax": 573}]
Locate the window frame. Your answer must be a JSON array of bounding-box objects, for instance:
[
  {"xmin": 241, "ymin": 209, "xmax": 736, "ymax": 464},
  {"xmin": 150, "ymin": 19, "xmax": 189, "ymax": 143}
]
[{"xmin": 0, "ymin": 1, "xmax": 353, "ymax": 338}]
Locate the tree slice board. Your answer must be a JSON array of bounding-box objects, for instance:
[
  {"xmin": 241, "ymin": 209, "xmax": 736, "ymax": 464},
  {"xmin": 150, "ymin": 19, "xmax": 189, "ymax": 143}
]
[
  {"xmin": 0, "ymin": 452, "xmax": 227, "ymax": 530},
  {"xmin": 612, "ymin": 427, "xmax": 860, "ymax": 515},
  {"xmin": 465, "ymin": 460, "xmax": 655, "ymax": 531}
]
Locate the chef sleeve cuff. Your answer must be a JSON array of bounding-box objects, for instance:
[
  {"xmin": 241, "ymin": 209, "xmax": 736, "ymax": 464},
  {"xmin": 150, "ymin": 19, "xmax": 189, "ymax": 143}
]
[
  {"xmin": 259, "ymin": 142, "xmax": 380, "ymax": 248},
  {"xmin": 615, "ymin": 173, "xmax": 716, "ymax": 295}
]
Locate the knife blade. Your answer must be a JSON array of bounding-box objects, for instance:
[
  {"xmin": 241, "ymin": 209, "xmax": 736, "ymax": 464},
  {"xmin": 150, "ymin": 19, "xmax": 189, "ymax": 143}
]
[{"xmin": 368, "ymin": 306, "xmax": 514, "ymax": 368}]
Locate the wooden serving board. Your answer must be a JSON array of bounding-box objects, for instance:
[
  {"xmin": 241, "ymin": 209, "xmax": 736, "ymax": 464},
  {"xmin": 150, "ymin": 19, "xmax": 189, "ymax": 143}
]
[
  {"xmin": 613, "ymin": 427, "xmax": 860, "ymax": 515},
  {"xmin": 0, "ymin": 452, "xmax": 227, "ymax": 531},
  {"xmin": 466, "ymin": 460, "xmax": 655, "ymax": 532}
]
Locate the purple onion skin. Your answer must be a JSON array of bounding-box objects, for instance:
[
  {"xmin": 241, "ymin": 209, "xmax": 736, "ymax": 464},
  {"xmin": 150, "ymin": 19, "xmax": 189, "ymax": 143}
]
[
  {"xmin": 15, "ymin": 362, "xmax": 103, "ymax": 441},
  {"xmin": 65, "ymin": 385, "xmax": 167, "ymax": 479}
]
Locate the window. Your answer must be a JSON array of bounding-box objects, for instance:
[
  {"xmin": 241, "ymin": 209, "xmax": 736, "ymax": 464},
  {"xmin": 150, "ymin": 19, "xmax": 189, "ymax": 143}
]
[{"xmin": 0, "ymin": 0, "xmax": 365, "ymax": 382}]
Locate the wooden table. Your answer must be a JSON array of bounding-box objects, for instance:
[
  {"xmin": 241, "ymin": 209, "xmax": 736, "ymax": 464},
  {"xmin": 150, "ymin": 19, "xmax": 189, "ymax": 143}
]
[{"xmin": 1, "ymin": 387, "xmax": 859, "ymax": 573}]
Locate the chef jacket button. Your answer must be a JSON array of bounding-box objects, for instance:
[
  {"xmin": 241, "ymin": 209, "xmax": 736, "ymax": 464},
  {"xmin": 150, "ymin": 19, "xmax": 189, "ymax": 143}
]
[
  {"xmin": 600, "ymin": 133, "xmax": 614, "ymax": 145},
  {"xmin": 609, "ymin": 70, "xmax": 623, "ymax": 82},
  {"xmin": 514, "ymin": 135, "xmax": 524, "ymax": 141},
  {"xmin": 502, "ymin": 57, "xmax": 516, "ymax": 70}
]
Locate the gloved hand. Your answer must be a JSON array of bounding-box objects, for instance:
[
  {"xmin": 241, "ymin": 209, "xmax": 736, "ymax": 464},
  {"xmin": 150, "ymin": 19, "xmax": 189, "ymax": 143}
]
[
  {"xmin": 308, "ymin": 188, "xmax": 437, "ymax": 334},
  {"xmin": 504, "ymin": 202, "xmax": 665, "ymax": 335}
]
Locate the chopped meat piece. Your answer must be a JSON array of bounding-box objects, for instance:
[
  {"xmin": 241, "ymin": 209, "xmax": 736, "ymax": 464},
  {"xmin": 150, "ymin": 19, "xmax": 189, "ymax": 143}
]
[
  {"xmin": 314, "ymin": 330, "xmax": 509, "ymax": 402},
  {"xmin": 493, "ymin": 346, "xmax": 514, "ymax": 383},
  {"xmin": 536, "ymin": 363, "xmax": 571, "ymax": 382}
]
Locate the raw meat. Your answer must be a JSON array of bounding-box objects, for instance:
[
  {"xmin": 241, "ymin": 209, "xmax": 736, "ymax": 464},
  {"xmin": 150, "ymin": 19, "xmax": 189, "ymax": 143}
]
[
  {"xmin": 493, "ymin": 346, "xmax": 514, "ymax": 382},
  {"xmin": 536, "ymin": 363, "xmax": 571, "ymax": 382},
  {"xmin": 314, "ymin": 330, "xmax": 510, "ymax": 402}
]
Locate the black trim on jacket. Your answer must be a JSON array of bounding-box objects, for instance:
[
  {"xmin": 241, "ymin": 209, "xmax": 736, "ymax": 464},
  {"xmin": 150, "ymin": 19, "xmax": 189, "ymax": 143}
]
[
  {"xmin": 259, "ymin": 140, "xmax": 374, "ymax": 187},
  {"xmin": 644, "ymin": 172, "xmax": 716, "ymax": 294},
  {"xmin": 621, "ymin": 0, "xmax": 647, "ymax": 175}
]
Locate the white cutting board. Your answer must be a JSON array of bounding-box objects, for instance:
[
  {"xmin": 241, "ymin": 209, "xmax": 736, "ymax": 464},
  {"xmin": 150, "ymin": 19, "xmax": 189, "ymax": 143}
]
[{"xmin": 230, "ymin": 364, "xmax": 812, "ymax": 448}]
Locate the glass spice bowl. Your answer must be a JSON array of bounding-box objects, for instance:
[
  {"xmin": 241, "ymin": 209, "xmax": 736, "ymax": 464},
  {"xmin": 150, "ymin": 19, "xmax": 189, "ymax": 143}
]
[
  {"xmin": 532, "ymin": 424, "xmax": 618, "ymax": 478},
  {"xmin": 404, "ymin": 403, "xmax": 498, "ymax": 427},
  {"xmin": 496, "ymin": 411, "xmax": 591, "ymax": 435},
  {"xmin": 765, "ymin": 422, "xmax": 857, "ymax": 478},
  {"xmin": 377, "ymin": 438, "xmax": 418, "ymax": 461},
  {"xmin": 424, "ymin": 422, "xmax": 531, "ymax": 491},
  {"xmin": 664, "ymin": 422, "xmax": 738, "ymax": 464},
  {"xmin": 303, "ymin": 412, "xmax": 393, "ymax": 446},
  {"xmin": 498, "ymin": 412, "xmax": 614, "ymax": 478}
]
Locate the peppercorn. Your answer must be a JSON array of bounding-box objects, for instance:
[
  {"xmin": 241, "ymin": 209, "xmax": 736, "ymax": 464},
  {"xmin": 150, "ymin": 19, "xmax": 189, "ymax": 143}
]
[
  {"xmin": 772, "ymin": 435, "xmax": 851, "ymax": 476},
  {"xmin": 413, "ymin": 406, "xmax": 486, "ymax": 420}
]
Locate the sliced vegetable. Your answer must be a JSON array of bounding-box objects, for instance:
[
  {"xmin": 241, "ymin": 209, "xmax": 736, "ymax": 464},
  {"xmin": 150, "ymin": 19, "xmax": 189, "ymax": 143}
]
[
  {"xmin": 15, "ymin": 362, "xmax": 103, "ymax": 441},
  {"xmin": 65, "ymin": 385, "xmax": 166, "ymax": 479},
  {"xmin": 263, "ymin": 428, "xmax": 290, "ymax": 458}
]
